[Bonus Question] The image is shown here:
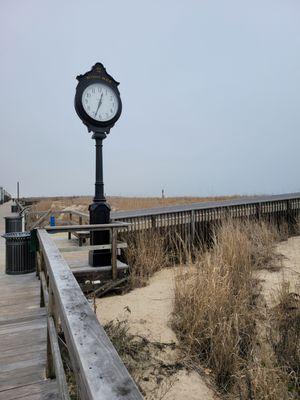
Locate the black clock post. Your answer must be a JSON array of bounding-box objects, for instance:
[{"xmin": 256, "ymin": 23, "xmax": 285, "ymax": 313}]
[
  {"xmin": 74, "ymin": 63, "xmax": 122, "ymax": 267},
  {"xmin": 89, "ymin": 131, "xmax": 111, "ymax": 266}
]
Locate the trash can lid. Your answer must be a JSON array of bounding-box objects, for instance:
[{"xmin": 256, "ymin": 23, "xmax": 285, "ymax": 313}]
[
  {"xmin": 2, "ymin": 231, "xmax": 30, "ymax": 239},
  {"xmin": 4, "ymin": 214, "xmax": 22, "ymax": 219}
]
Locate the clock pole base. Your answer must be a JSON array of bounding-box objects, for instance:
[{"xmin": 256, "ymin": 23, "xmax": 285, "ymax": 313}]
[
  {"xmin": 89, "ymin": 202, "xmax": 111, "ymax": 267},
  {"xmin": 89, "ymin": 249, "xmax": 112, "ymax": 267}
]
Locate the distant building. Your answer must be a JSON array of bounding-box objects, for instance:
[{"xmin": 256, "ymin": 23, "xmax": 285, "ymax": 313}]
[{"xmin": 0, "ymin": 187, "xmax": 11, "ymax": 204}]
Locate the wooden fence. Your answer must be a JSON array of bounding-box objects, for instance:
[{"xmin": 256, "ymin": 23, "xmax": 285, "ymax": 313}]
[
  {"xmin": 24, "ymin": 192, "xmax": 300, "ymax": 247},
  {"xmin": 36, "ymin": 227, "xmax": 142, "ymax": 400}
]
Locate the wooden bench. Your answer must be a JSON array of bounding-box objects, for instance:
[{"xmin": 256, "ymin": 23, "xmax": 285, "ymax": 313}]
[
  {"xmin": 71, "ymin": 230, "xmax": 90, "ymax": 246},
  {"xmin": 64, "ymin": 218, "xmax": 90, "ymax": 246}
]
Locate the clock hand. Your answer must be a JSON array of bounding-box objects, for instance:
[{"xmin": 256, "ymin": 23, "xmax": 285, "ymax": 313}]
[{"xmin": 95, "ymin": 93, "xmax": 103, "ymax": 116}]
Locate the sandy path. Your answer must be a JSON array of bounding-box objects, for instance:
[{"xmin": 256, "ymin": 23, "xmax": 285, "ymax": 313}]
[
  {"xmin": 96, "ymin": 268, "xmax": 218, "ymax": 400},
  {"xmin": 258, "ymin": 236, "xmax": 300, "ymax": 306}
]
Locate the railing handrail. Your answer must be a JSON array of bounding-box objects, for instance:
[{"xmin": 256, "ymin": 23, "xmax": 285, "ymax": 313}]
[
  {"xmin": 37, "ymin": 228, "xmax": 142, "ymax": 400},
  {"xmin": 23, "ymin": 192, "xmax": 300, "ymax": 221},
  {"xmin": 45, "ymin": 222, "xmax": 130, "ymax": 233},
  {"xmin": 111, "ymin": 192, "xmax": 300, "ymax": 219},
  {"xmin": 26, "ymin": 209, "xmax": 89, "ymax": 218}
]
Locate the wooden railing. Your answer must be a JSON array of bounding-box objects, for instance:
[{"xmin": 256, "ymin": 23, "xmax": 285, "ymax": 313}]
[
  {"xmin": 0, "ymin": 187, "xmax": 11, "ymax": 204},
  {"xmin": 24, "ymin": 193, "xmax": 300, "ymax": 247},
  {"xmin": 25, "ymin": 209, "xmax": 89, "ymax": 231},
  {"xmin": 36, "ymin": 226, "xmax": 143, "ymax": 400},
  {"xmin": 45, "ymin": 222, "xmax": 129, "ymax": 280}
]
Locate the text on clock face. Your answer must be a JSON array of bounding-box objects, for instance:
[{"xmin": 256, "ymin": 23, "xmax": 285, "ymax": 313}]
[{"xmin": 82, "ymin": 83, "xmax": 118, "ymax": 122}]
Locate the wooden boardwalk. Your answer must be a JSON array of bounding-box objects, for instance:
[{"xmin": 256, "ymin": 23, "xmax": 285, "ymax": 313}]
[{"xmin": 0, "ymin": 202, "xmax": 59, "ymax": 399}]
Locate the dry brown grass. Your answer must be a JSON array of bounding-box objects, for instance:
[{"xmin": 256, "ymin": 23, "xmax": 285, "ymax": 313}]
[
  {"xmin": 269, "ymin": 282, "xmax": 300, "ymax": 396},
  {"xmin": 173, "ymin": 220, "xmax": 258, "ymax": 390},
  {"xmin": 172, "ymin": 219, "xmax": 296, "ymax": 398},
  {"xmin": 103, "ymin": 319, "xmax": 182, "ymax": 399},
  {"xmin": 236, "ymin": 357, "xmax": 289, "ymax": 400},
  {"xmin": 126, "ymin": 231, "xmax": 169, "ymax": 289},
  {"xmin": 239, "ymin": 220, "xmax": 279, "ymax": 269}
]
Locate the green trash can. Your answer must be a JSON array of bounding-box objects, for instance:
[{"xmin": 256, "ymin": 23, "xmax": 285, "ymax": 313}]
[
  {"xmin": 11, "ymin": 203, "xmax": 18, "ymax": 213},
  {"xmin": 5, "ymin": 214, "xmax": 22, "ymax": 233},
  {"xmin": 2, "ymin": 232, "xmax": 36, "ymax": 275}
]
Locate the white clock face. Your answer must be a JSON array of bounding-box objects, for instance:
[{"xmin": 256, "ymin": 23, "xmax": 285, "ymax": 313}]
[{"xmin": 82, "ymin": 83, "xmax": 118, "ymax": 122}]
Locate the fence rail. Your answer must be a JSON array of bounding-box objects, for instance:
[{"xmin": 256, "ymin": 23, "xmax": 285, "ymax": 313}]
[
  {"xmin": 23, "ymin": 193, "xmax": 300, "ymax": 244},
  {"xmin": 36, "ymin": 228, "xmax": 142, "ymax": 400},
  {"xmin": 0, "ymin": 187, "xmax": 11, "ymax": 204}
]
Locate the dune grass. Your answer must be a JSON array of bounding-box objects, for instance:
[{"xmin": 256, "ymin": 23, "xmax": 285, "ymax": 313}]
[{"xmin": 172, "ymin": 219, "xmax": 297, "ymax": 399}]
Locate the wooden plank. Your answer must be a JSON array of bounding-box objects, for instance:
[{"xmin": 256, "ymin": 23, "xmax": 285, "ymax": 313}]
[
  {"xmin": 111, "ymin": 228, "xmax": 117, "ymax": 280},
  {"xmin": 30, "ymin": 210, "xmax": 52, "ymax": 230},
  {"xmin": 0, "ymin": 344, "xmax": 45, "ymax": 359},
  {"xmin": 45, "ymin": 222, "xmax": 129, "ymax": 233},
  {"xmin": 0, "ymin": 309, "xmax": 46, "ymax": 326},
  {"xmin": 0, "ymin": 353, "xmax": 46, "ymax": 374},
  {"xmin": 0, "ymin": 293, "xmax": 39, "ymax": 307},
  {"xmin": 40, "ymin": 270, "xmax": 49, "ymax": 308},
  {"xmin": 72, "ymin": 265, "xmax": 128, "ymax": 281},
  {"xmin": 0, "ymin": 327, "xmax": 46, "ymax": 349},
  {"xmin": 0, "ymin": 318, "xmax": 46, "ymax": 335},
  {"xmin": 37, "ymin": 229, "xmax": 142, "ymax": 400},
  {"xmin": 0, "ymin": 365, "xmax": 45, "ymax": 392},
  {"xmin": 60, "ymin": 242, "xmax": 127, "ymax": 253},
  {"xmin": 0, "ymin": 302, "xmax": 41, "ymax": 316},
  {"xmin": 0, "ymin": 379, "xmax": 59, "ymax": 400},
  {"xmin": 47, "ymin": 316, "xmax": 70, "ymax": 399}
]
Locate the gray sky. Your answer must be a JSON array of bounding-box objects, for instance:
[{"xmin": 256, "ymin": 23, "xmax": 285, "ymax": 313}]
[{"xmin": 1, "ymin": 0, "xmax": 300, "ymax": 198}]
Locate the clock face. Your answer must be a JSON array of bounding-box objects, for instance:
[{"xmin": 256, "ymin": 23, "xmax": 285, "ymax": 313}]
[{"xmin": 82, "ymin": 83, "xmax": 119, "ymax": 122}]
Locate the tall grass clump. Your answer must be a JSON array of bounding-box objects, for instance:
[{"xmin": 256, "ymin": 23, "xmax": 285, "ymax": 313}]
[
  {"xmin": 269, "ymin": 282, "xmax": 300, "ymax": 396},
  {"xmin": 126, "ymin": 230, "xmax": 169, "ymax": 288},
  {"xmin": 244, "ymin": 220, "xmax": 279, "ymax": 269},
  {"xmin": 172, "ymin": 219, "xmax": 286, "ymax": 395},
  {"xmin": 236, "ymin": 356, "xmax": 289, "ymax": 400}
]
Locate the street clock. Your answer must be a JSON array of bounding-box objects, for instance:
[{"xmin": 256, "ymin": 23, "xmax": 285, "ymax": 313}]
[
  {"xmin": 74, "ymin": 63, "xmax": 122, "ymax": 267},
  {"xmin": 75, "ymin": 62, "xmax": 122, "ymax": 133}
]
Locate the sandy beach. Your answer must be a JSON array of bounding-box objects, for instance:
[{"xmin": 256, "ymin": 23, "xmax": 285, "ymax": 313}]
[{"xmin": 95, "ymin": 235, "xmax": 300, "ymax": 399}]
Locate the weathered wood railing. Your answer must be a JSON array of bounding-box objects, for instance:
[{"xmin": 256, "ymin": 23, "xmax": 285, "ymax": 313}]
[
  {"xmin": 25, "ymin": 209, "xmax": 89, "ymax": 231},
  {"xmin": 25, "ymin": 193, "xmax": 300, "ymax": 247},
  {"xmin": 45, "ymin": 222, "xmax": 129, "ymax": 280},
  {"xmin": 36, "ymin": 226, "xmax": 143, "ymax": 400}
]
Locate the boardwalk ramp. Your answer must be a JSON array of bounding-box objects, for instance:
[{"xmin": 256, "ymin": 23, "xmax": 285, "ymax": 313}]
[{"xmin": 0, "ymin": 201, "xmax": 60, "ymax": 399}]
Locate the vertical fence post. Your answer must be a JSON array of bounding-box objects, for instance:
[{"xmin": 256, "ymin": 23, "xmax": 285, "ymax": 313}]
[
  {"xmin": 256, "ymin": 203, "xmax": 261, "ymax": 221},
  {"xmin": 151, "ymin": 216, "xmax": 156, "ymax": 230},
  {"xmin": 111, "ymin": 228, "xmax": 117, "ymax": 280},
  {"xmin": 286, "ymin": 200, "xmax": 292, "ymax": 230},
  {"xmin": 46, "ymin": 282, "xmax": 55, "ymax": 379},
  {"xmin": 68, "ymin": 212, "xmax": 72, "ymax": 240},
  {"xmin": 190, "ymin": 210, "xmax": 195, "ymax": 245}
]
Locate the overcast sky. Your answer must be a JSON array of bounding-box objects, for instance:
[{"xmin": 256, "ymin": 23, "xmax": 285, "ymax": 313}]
[{"xmin": 1, "ymin": 0, "xmax": 300, "ymax": 198}]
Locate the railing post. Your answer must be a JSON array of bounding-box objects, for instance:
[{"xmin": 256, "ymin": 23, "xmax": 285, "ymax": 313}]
[
  {"xmin": 36, "ymin": 249, "xmax": 41, "ymax": 278},
  {"xmin": 256, "ymin": 203, "xmax": 261, "ymax": 221},
  {"xmin": 46, "ymin": 283, "xmax": 55, "ymax": 379},
  {"xmin": 286, "ymin": 200, "xmax": 292, "ymax": 229},
  {"xmin": 111, "ymin": 227, "xmax": 117, "ymax": 280},
  {"xmin": 68, "ymin": 212, "xmax": 72, "ymax": 240},
  {"xmin": 190, "ymin": 210, "xmax": 195, "ymax": 244},
  {"xmin": 37, "ymin": 251, "xmax": 45, "ymax": 307},
  {"xmin": 151, "ymin": 216, "xmax": 156, "ymax": 230}
]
